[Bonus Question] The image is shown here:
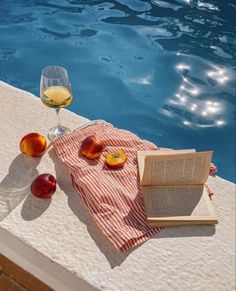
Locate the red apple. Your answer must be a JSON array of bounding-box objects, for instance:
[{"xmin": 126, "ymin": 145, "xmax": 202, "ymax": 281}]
[
  {"xmin": 105, "ymin": 148, "xmax": 127, "ymax": 169},
  {"xmin": 79, "ymin": 135, "xmax": 104, "ymax": 159},
  {"xmin": 31, "ymin": 174, "xmax": 56, "ymax": 199}
]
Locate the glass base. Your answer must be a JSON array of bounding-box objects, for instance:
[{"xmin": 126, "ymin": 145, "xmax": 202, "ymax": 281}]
[{"xmin": 48, "ymin": 126, "xmax": 71, "ymax": 141}]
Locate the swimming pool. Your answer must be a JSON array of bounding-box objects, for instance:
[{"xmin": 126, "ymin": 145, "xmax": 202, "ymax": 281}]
[{"xmin": 0, "ymin": 0, "xmax": 235, "ymax": 182}]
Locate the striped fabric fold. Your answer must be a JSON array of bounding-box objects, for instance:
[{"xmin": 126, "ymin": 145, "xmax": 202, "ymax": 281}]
[{"xmin": 52, "ymin": 121, "xmax": 161, "ymax": 252}]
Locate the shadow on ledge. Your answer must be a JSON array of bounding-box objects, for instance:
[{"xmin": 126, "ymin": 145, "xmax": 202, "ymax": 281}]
[
  {"xmin": 49, "ymin": 149, "xmax": 216, "ymax": 268},
  {"xmin": 0, "ymin": 153, "xmax": 40, "ymax": 222},
  {"xmin": 154, "ymin": 224, "xmax": 215, "ymax": 239},
  {"xmin": 21, "ymin": 194, "xmax": 51, "ymax": 221},
  {"xmin": 49, "ymin": 149, "xmax": 135, "ymax": 268}
]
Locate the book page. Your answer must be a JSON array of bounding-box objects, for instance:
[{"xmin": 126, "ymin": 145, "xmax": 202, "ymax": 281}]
[
  {"xmin": 142, "ymin": 185, "xmax": 217, "ymax": 220},
  {"xmin": 141, "ymin": 151, "xmax": 212, "ymax": 186},
  {"xmin": 137, "ymin": 149, "xmax": 195, "ymax": 185}
]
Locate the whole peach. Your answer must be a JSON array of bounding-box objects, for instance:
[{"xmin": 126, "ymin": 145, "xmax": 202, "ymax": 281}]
[
  {"xmin": 31, "ymin": 174, "xmax": 56, "ymax": 199},
  {"xmin": 79, "ymin": 135, "xmax": 104, "ymax": 159},
  {"xmin": 20, "ymin": 133, "xmax": 47, "ymax": 157}
]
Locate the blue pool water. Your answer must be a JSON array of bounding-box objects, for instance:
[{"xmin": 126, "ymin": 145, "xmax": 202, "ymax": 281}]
[{"xmin": 0, "ymin": 0, "xmax": 235, "ymax": 182}]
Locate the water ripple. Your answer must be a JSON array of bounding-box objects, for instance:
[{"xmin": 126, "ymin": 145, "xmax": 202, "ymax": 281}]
[{"xmin": 0, "ymin": 0, "xmax": 235, "ymax": 181}]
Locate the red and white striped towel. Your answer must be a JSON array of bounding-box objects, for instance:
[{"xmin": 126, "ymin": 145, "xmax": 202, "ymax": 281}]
[
  {"xmin": 52, "ymin": 121, "xmax": 161, "ymax": 252},
  {"xmin": 52, "ymin": 121, "xmax": 216, "ymax": 252}
]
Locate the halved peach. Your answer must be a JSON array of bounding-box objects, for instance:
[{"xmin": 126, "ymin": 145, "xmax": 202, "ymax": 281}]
[
  {"xmin": 20, "ymin": 133, "xmax": 47, "ymax": 157},
  {"xmin": 105, "ymin": 148, "xmax": 127, "ymax": 169}
]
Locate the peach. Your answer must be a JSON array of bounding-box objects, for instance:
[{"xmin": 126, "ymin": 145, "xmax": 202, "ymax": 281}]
[
  {"xmin": 105, "ymin": 148, "xmax": 127, "ymax": 169},
  {"xmin": 79, "ymin": 135, "xmax": 104, "ymax": 159},
  {"xmin": 31, "ymin": 173, "xmax": 56, "ymax": 199},
  {"xmin": 20, "ymin": 133, "xmax": 47, "ymax": 157}
]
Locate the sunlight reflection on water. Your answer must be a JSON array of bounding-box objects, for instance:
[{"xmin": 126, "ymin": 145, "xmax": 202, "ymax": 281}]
[
  {"xmin": 0, "ymin": 0, "xmax": 235, "ymax": 181},
  {"xmin": 163, "ymin": 61, "xmax": 229, "ymax": 130}
]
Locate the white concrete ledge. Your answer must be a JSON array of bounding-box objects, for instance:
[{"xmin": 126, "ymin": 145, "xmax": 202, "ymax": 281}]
[{"xmin": 0, "ymin": 81, "xmax": 235, "ymax": 290}]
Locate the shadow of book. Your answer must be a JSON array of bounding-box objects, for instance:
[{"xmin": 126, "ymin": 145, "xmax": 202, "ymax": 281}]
[
  {"xmin": 151, "ymin": 186, "xmax": 206, "ymax": 217},
  {"xmin": 142, "ymin": 184, "xmax": 218, "ymax": 228}
]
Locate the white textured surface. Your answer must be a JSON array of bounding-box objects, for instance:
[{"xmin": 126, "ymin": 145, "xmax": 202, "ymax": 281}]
[{"xmin": 0, "ymin": 81, "xmax": 235, "ymax": 291}]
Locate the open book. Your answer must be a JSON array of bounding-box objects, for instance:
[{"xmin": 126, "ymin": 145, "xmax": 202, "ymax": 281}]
[{"xmin": 137, "ymin": 149, "xmax": 218, "ymax": 227}]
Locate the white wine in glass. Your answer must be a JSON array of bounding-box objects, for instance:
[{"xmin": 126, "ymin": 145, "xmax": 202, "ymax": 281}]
[{"xmin": 40, "ymin": 66, "xmax": 73, "ymax": 140}]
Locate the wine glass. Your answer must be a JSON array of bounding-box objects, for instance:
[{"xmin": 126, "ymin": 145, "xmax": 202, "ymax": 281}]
[{"xmin": 40, "ymin": 66, "xmax": 73, "ymax": 140}]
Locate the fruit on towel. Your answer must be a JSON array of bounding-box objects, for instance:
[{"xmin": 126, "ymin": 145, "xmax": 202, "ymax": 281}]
[
  {"xmin": 31, "ymin": 174, "xmax": 56, "ymax": 199},
  {"xmin": 20, "ymin": 133, "xmax": 47, "ymax": 157},
  {"xmin": 105, "ymin": 148, "xmax": 127, "ymax": 169},
  {"xmin": 79, "ymin": 135, "xmax": 104, "ymax": 159}
]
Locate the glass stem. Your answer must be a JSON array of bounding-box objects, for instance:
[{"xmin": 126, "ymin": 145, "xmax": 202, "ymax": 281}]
[{"xmin": 56, "ymin": 108, "xmax": 61, "ymax": 129}]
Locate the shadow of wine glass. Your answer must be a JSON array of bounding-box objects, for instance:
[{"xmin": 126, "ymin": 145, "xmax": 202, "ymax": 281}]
[{"xmin": 0, "ymin": 154, "xmax": 40, "ymax": 221}]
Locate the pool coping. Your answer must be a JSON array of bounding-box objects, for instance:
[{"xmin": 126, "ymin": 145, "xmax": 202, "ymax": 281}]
[{"xmin": 0, "ymin": 81, "xmax": 235, "ymax": 291}]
